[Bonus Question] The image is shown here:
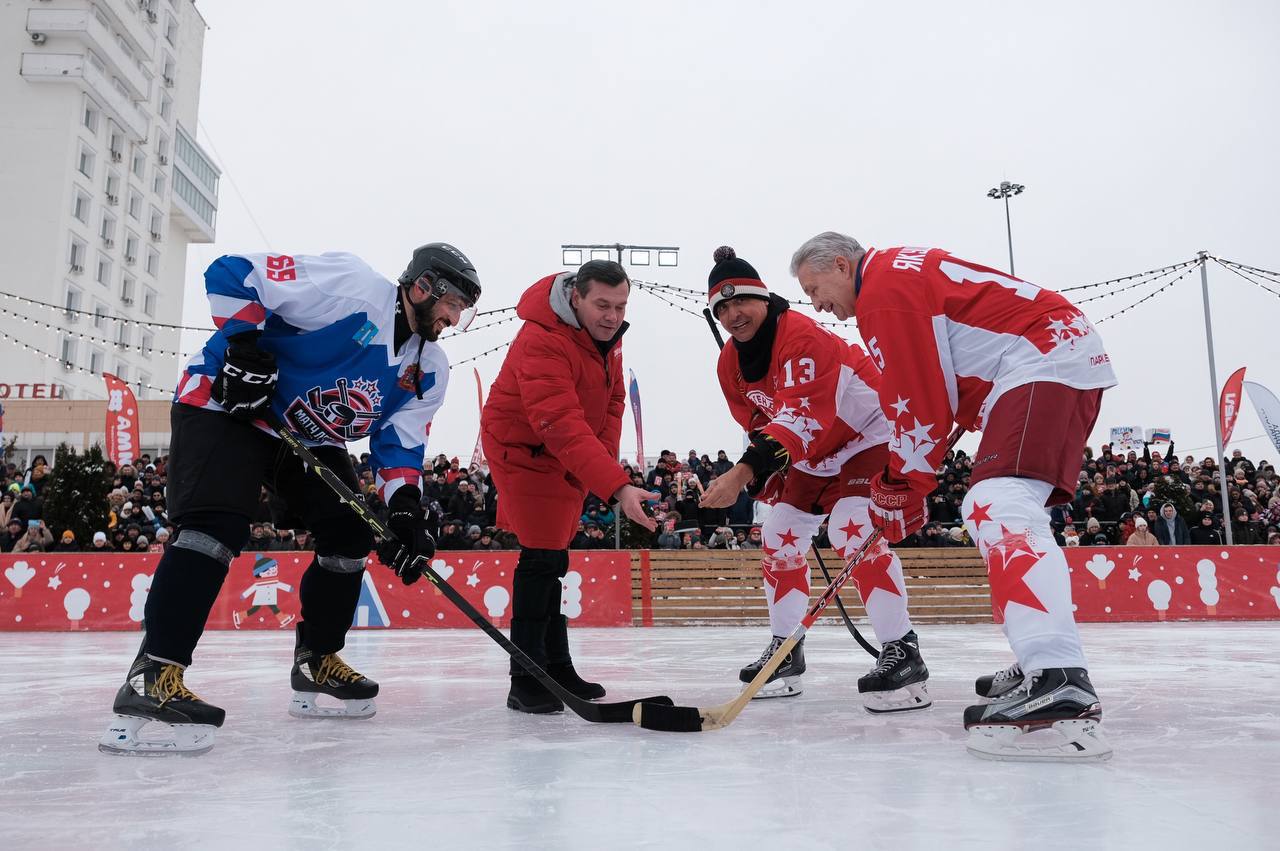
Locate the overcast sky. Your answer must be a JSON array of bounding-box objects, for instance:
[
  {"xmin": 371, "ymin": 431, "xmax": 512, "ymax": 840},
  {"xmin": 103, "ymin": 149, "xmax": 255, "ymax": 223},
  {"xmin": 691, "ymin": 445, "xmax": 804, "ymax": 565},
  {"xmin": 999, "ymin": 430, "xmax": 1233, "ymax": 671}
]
[{"xmin": 180, "ymin": 0, "xmax": 1280, "ymax": 465}]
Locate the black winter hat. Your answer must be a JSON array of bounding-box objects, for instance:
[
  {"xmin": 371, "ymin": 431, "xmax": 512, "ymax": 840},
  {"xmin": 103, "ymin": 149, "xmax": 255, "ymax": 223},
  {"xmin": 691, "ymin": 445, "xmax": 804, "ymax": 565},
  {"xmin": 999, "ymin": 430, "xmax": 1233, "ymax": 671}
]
[{"xmin": 707, "ymin": 246, "xmax": 770, "ymax": 315}]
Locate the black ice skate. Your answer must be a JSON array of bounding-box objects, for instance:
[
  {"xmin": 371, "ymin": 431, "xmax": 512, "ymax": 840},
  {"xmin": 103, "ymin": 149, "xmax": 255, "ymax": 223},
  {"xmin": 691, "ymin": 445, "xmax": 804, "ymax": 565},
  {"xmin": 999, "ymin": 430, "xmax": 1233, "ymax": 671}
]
[
  {"xmin": 739, "ymin": 635, "xmax": 805, "ymax": 699},
  {"xmin": 964, "ymin": 667, "xmax": 1112, "ymax": 762},
  {"xmin": 857, "ymin": 630, "xmax": 932, "ymax": 713},
  {"xmin": 99, "ymin": 649, "xmax": 225, "ymax": 756},
  {"xmin": 974, "ymin": 661, "xmax": 1024, "ymax": 700},
  {"xmin": 289, "ymin": 624, "xmax": 378, "ymax": 719}
]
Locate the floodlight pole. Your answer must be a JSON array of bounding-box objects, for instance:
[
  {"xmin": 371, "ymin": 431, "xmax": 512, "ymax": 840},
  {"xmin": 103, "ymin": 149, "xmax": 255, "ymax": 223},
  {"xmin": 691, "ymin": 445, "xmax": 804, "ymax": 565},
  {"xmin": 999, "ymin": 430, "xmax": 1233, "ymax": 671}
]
[
  {"xmin": 1198, "ymin": 251, "xmax": 1233, "ymax": 545},
  {"xmin": 987, "ymin": 181, "xmax": 1025, "ymax": 276}
]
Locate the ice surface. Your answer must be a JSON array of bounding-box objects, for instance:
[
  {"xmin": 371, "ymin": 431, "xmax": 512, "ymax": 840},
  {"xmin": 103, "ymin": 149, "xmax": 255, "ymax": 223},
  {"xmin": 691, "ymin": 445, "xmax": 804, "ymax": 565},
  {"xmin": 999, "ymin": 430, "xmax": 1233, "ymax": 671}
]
[{"xmin": 1, "ymin": 623, "xmax": 1276, "ymax": 850}]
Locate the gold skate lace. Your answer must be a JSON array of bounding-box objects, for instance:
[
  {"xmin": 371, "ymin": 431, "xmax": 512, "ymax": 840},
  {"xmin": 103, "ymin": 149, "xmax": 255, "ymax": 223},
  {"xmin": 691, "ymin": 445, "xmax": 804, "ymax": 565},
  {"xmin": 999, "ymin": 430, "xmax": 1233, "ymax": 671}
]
[
  {"xmin": 153, "ymin": 664, "xmax": 199, "ymax": 706},
  {"xmin": 315, "ymin": 654, "xmax": 361, "ymax": 685}
]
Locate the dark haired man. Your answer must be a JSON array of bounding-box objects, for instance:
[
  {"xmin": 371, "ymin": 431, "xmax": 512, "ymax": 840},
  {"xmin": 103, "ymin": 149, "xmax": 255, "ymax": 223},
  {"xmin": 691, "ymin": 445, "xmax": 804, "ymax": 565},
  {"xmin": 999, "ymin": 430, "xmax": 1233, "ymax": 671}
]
[
  {"xmin": 481, "ymin": 260, "xmax": 657, "ymax": 713},
  {"xmin": 100, "ymin": 243, "xmax": 479, "ymax": 755}
]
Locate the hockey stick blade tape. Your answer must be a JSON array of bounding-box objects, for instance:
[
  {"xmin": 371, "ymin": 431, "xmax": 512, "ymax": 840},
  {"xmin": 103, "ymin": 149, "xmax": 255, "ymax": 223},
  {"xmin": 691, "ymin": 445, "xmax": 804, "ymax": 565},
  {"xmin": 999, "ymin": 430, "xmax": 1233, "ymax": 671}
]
[{"xmin": 634, "ymin": 701, "xmax": 705, "ymax": 732}]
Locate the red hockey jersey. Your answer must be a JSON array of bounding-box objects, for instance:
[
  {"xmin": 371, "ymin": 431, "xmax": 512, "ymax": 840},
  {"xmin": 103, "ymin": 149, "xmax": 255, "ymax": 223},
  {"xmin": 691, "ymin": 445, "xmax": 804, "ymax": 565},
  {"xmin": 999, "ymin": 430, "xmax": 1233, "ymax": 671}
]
[
  {"xmin": 854, "ymin": 246, "xmax": 1118, "ymax": 494},
  {"xmin": 717, "ymin": 309, "xmax": 889, "ymax": 477}
]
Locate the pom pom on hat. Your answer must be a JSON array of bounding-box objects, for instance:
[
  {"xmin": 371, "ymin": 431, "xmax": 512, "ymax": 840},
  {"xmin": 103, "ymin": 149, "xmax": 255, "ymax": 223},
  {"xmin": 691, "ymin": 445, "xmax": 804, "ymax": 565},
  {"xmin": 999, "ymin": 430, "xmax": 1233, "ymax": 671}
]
[{"xmin": 707, "ymin": 246, "xmax": 769, "ymax": 315}]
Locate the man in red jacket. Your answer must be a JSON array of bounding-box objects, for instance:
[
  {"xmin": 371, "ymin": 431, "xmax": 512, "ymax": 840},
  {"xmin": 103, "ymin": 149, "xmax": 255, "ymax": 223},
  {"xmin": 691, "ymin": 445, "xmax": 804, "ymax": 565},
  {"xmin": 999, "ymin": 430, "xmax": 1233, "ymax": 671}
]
[
  {"xmin": 481, "ymin": 260, "xmax": 657, "ymax": 713},
  {"xmin": 792, "ymin": 231, "xmax": 1115, "ymax": 762}
]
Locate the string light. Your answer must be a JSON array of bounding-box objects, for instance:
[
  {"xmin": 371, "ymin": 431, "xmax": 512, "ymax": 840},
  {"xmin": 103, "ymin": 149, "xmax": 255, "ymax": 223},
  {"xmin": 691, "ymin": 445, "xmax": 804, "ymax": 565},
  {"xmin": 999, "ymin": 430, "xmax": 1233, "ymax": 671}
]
[
  {"xmin": 0, "ymin": 289, "xmax": 218, "ymax": 332},
  {"xmin": 0, "ymin": 327, "xmax": 177, "ymax": 395},
  {"xmin": 1213, "ymin": 259, "xmax": 1280, "ymax": 300},
  {"xmin": 1093, "ymin": 265, "xmax": 1195, "ymax": 324},
  {"xmin": 451, "ymin": 341, "xmax": 512, "ymax": 368},
  {"xmin": 1058, "ymin": 258, "xmax": 1199, "ymax": 293},
  {"xmin": 0, "ymin": 305, "xmax": 195, "ymax": 359},
  {"xmin": 1074, "ymin": 262, "xmax": 1195, "ymax": 305}
]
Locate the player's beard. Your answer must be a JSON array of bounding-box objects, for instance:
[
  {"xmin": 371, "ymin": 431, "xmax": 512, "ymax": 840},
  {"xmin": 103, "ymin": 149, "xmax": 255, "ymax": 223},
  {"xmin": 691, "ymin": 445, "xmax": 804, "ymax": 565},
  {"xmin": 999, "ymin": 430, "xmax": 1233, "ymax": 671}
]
[{"xmin": 415, "ymin": 301, "xmax": 447, "ymax": 342}]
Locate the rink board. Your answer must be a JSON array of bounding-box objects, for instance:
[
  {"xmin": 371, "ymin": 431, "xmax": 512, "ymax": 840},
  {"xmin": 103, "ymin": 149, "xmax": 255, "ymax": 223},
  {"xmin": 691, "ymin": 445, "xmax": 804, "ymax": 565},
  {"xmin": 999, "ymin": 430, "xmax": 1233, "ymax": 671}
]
[
  {"xmin": 1, "ymin": 547, "xmax": 1277, "ymax": 631},
  {"xmin": 0, "ymin": 551, "xmax": 633, "ymax": 631}
]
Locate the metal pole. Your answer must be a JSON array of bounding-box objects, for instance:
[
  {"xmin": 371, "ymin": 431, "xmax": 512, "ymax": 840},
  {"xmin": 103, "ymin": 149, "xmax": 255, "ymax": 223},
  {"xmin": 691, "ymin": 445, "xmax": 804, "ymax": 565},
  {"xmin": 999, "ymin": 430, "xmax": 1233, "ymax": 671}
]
[
  {"xmin": 1004, "ymin": 193, "xmax": 1015, "ymax": 276},
  {"xmin": 614, "ymin": 511, "xmax": 621, "ymax": 549},
  {"xmin": 1198, "ymin": 253, "xmax": 1234, "ymax": 545}
]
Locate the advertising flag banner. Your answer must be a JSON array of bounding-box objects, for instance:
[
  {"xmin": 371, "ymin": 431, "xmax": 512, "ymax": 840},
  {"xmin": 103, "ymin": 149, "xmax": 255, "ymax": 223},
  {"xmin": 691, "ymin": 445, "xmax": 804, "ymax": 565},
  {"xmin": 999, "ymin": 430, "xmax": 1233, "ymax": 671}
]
[
  {"xmin": 102, "ymin": 373, "xmax": 141, "ymax": 466},
  {"xmin": 1220, "ymin": 367, "xmax": 1247, "ymax": 446},
  {"xmin": 1244, "ymin": 381, "xmax": 1280, "ymax": 455}
]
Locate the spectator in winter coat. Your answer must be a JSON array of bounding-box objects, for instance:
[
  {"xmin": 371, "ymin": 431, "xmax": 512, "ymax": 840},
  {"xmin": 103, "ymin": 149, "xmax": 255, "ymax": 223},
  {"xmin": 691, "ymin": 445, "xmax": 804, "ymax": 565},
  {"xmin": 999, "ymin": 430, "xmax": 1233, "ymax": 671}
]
[
  {"xmin": 1083, "ymin": 517, "xmax": 1110, "ymax": 546},
  {"xmin": 55, "ymin": 530, "xmax": 80, "ymax": 552},
  {"xmin": 1126, "ymin": 517, "xmax": 1159, "ymax": 546},
  {"xmin": 1189, "ymin": 511, "xmax": 1223, "ymax": 545},
  {"xmin": 1154, "ymin": 502, "xmax": 1191, "ymax": 545},
  {"xmin": 436, "ymin": 520, "xmax": 469, "ymax": 551},
  {"xmin": 711, "ymin": 451, "xmax": 733, "ymax": 477},
  {"xmin": 656, "ymin": 520, "xmax": 681, "ymax": 550},
  {"xmin": 1231, "ymin": 511, "xmax": 1262, "ymax": 545},
  {"xmin": 10, "ymin": 486, "xmax": 41, "ymax": 526},
  {"xmin": 1, "ymin": 518, "xmax": 26, "ymax": 552}
]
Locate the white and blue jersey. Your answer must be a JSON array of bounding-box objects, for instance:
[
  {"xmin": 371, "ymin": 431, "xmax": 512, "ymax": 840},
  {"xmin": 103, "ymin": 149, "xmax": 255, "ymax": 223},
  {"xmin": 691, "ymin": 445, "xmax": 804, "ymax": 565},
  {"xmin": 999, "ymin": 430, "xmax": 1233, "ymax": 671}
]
[{"xmin": 176, "ymin": 251, "xmax": 448, "ymax": 503}]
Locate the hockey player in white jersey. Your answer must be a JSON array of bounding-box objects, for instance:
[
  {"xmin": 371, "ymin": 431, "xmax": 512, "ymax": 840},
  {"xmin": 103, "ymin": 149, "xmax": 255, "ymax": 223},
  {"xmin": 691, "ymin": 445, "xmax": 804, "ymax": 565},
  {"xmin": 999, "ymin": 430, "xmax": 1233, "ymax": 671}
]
[{"xmin": 99, "ymin": 243, "xmax": 480, "ymax": 755}]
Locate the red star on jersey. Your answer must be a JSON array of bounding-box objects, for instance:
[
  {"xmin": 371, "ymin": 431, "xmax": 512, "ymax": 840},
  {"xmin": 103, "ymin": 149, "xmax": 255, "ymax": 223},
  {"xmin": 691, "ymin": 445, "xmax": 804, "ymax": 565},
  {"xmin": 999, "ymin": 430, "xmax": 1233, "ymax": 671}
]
[
  {"xmin": 984, "ymin": 525, "xmax": 1049, "ymax": 622},
  {"xmin": 762, "ymin": 560, "xmax": 811, "ymax": 605},
  {"xmin": 850, "ymin": 547, "xmax": 901, "ymax": 602},
  {"xmin": 775, "ymin": 528, "xmax": 800, "ymax": 551},
  {"xmin": 761, "ymin": 543, "xmax": 778, "ymax": 560},
  {"xmin": 966, "ymin": 502, "xmax": 993, "ymax": 527}
]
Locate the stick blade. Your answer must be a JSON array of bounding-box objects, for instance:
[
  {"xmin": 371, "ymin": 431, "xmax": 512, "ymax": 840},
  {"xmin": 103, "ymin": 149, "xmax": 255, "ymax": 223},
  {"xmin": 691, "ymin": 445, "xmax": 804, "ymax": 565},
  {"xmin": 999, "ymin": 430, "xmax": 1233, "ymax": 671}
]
[
  {"xmin": 632, "ymin": 700, "xmax": 706, "ymax": 732},
  {"xmin": 587, "ymin": 695, "xmax": 674, "ymax": 723}
]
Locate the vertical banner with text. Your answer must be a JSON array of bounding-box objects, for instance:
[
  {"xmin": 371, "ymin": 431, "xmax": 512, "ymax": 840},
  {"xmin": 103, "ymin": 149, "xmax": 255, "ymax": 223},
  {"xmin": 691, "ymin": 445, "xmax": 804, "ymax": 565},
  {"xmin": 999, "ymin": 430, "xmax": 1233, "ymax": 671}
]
[
  {"xmin": 470, "ymin": 367, "xmax": 486, "ymax": 469},
  {"xmin": 1220, "ymin": 366, "xmax": 1247, "ymax": 447},
  {"xmin": 629, "ymin": 369, "xmax": 646, "ymax": 471},
  {"xmin": 102, "ymin": 373, "xmax": 141, "ymax": 466}
]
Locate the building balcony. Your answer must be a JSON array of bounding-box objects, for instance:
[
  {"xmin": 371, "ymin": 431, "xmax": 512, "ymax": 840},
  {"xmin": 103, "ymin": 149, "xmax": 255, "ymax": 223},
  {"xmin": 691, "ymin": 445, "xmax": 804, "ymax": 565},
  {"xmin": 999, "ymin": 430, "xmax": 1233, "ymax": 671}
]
[
  {"xmin": 26, "ymin": 7, "xmax": 152, "ymax": 101},
  {"xmin": 169, "ymin": 123, "xmax": 218, "ymax": 243},
  {"xmin": 20, "ymin": 52, "xmax": 150, "ymax": 142}
]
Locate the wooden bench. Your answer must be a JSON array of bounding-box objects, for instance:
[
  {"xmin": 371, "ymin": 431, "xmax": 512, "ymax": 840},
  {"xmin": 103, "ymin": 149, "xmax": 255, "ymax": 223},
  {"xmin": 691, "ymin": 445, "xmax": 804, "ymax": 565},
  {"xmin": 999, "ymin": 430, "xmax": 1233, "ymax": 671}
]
[{"xmin": 632, "ymin": 549, "xmax": 993, "ymax": 626}]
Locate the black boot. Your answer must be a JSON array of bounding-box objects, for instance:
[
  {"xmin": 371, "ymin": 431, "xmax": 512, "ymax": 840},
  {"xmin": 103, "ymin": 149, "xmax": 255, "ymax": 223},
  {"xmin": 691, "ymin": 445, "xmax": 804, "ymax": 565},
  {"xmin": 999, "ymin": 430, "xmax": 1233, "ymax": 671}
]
[
  {"xmin": 507, "ymin": 548, "xmax": 568, "ymax": 714},
  {"xmin": 508, "ymin": 617, "xmax": 563, "ymax": 713},
  {"xmin": 545, "ymin": 613, "xmax": 605, "ymax": 699}
]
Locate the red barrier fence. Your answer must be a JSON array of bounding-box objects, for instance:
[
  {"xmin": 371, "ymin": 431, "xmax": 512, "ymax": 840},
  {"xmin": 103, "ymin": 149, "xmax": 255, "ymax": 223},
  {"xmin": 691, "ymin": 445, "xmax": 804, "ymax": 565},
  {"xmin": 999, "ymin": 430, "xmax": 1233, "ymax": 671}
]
[
  {"xmin": 0, "ymin": 551, "xmax": 634, "ymax": 631},
  {"xmin": 1, "ymin": 547, "xmax": 1276, "ymax": 631}
]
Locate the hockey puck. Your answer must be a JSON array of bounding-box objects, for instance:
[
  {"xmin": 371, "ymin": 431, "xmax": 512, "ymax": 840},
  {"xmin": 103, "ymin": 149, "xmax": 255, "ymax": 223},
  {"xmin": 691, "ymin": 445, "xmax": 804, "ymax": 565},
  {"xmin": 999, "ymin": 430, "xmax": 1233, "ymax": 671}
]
[{"xmin": 633, "ymin": 701, "xmax": 705, "ymax": 732}]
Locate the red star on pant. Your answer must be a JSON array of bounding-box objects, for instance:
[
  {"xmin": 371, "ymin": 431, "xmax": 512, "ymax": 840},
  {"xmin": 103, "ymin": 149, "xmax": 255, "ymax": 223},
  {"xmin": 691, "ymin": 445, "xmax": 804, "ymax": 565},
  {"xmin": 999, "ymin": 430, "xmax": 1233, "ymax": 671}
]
[
  {"xmin": 984, "ymin": 525, "xmax": 1049, "ymax": 622},
  {"xmin": 850, "ymin": 546, "xmax": 902, "ymax": 602},
  {"xmin": 762, "ymin": 560, "xmax": 811, "ymax": 605},
  {"xmin": 840, "ymin": 518, "xmax": 864, "ymax": 541},
  {"xmin": 775, "ymin": 528, "xmax": 800, "ymax": 550},
  {"xmin": 966, "ymin": 501, "xmax": 993, "ymax": 527}
]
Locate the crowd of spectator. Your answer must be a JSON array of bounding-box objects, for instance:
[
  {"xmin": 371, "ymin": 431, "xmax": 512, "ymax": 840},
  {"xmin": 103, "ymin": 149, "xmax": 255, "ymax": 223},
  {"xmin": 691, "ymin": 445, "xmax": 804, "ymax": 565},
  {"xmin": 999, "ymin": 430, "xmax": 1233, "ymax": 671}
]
[{"xmin": 3, "ymin": 440, "xmax": 1278, "ymax": 555}]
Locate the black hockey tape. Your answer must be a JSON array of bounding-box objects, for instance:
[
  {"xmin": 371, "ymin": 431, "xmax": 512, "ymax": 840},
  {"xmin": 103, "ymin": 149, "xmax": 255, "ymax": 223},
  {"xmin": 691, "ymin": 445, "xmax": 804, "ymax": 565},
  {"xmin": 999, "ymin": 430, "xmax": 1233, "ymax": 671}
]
[{"xmin": 636, "ymin": 701, "xmax": 705, "ymax": 732}]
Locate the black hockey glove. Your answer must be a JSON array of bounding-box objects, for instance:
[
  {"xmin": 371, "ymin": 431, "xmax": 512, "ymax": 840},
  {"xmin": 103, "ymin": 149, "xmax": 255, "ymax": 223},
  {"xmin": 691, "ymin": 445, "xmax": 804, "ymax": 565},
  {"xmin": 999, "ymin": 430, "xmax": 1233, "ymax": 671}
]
[
  {"xmin": 376, "ymin": 486, "xmax": 436, "ymax": 585},
  {"xmin": 211, "ymin": 333, "xmax": 278, "ymax": 421}
]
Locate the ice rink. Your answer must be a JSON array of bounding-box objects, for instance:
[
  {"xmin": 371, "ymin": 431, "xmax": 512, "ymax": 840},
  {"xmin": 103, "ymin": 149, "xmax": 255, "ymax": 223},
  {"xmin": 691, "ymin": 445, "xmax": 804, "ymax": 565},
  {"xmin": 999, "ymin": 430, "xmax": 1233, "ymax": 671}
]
[{"xmin": 1, "ymin": 622, "xmax": 1276, "ymax": 850}]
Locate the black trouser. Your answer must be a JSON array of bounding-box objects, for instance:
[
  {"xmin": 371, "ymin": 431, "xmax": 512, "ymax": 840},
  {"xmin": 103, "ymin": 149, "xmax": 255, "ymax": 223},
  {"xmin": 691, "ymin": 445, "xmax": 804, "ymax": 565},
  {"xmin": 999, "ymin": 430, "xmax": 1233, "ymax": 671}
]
[
  {"xmin": 143, "ymin": 404, "xmax": 373, "ymax": 666},
  {"xmin": 509, "ymin": 547, "xmax": 572, "ymax": 677}
]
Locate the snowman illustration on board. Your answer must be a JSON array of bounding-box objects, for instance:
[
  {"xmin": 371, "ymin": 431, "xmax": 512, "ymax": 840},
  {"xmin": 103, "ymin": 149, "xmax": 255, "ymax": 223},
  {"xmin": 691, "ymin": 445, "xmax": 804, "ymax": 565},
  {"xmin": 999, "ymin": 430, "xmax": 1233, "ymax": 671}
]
[{"xmin": 234, "ymin": 555, "xmax": 295, "ymax": 628}]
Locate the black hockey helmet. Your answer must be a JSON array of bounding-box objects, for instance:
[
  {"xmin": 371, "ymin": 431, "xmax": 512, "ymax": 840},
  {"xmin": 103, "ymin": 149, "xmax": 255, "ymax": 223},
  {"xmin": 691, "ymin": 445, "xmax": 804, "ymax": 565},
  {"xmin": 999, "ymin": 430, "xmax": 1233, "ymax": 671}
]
[{"xmin": 399, "ymin": 242, "xmax": 482, "ymax": 331}]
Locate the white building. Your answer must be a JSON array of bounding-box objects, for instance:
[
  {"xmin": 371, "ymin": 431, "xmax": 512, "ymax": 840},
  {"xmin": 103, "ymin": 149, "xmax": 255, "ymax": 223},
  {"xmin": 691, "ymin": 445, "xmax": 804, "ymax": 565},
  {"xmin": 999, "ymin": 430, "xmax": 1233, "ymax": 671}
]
[{"xmin": 0, "ymin": 0, "xmax": 218, "ymax": 402}]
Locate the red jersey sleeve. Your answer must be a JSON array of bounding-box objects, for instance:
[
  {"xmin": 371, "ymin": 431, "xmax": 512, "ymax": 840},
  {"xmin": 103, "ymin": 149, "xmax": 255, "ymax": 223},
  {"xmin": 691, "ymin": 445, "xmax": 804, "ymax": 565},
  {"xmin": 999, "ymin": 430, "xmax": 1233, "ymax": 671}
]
[{"xmin": 856, "ymin": 252, "xmax": 957, "ymax": 495}]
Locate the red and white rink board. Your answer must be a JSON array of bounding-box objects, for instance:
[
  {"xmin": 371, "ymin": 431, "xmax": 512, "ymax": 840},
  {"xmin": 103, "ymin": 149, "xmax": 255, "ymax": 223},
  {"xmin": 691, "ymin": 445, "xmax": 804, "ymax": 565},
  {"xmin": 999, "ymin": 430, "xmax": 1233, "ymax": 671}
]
[
  {"xmin": 1, "ymin": 547, "xmax": 1276, "ymax": 631},
  {"xmin": 0, "ymin": 550, "xmax": 634, "ymax": 631}
]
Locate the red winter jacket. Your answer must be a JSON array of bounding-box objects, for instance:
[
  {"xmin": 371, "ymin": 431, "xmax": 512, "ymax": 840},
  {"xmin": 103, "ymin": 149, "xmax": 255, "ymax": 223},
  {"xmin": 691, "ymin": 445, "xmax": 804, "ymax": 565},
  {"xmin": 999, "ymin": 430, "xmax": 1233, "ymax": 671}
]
[{"xmin": 481, "ymin": 273, "xmax": 630, "ymax": 520}]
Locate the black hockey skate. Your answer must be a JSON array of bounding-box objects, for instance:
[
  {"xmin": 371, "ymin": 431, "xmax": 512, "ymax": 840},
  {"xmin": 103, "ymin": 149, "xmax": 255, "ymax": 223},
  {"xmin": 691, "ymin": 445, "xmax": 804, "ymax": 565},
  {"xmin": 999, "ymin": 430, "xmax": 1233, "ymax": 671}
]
[
  {"xmin": 857, "ymin": 630, "xmax": 931, "ymax": 713},
  {"xmin": 974, "ymin": 661, "xmax": 1024, "ymax": 700},
  {"xmin": 739, "ymin": 635, "xmax": 805, "ymax": 699},
  {"xmin": 99, "ymin": 649, "xmax": 225, "ymax": 756},
  {"xmin": 964, "ymin": 667, "xmax": 1112, "ymax": 762},
  {"xmin": 289, "ymin": 623, "xmax": 378, "ymax": 719}
]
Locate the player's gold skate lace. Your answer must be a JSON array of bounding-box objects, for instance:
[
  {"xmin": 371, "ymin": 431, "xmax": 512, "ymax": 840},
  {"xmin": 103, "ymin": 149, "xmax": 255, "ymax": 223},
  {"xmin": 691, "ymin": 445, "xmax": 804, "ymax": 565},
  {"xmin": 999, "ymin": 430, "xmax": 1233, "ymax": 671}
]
[
  {"xmin": 152, "ymin": 664, "xmax": 199, "ymax": 705},
  {"xmin": 315, "ymin": 654, "xmax": 362, "ymax": 685}
]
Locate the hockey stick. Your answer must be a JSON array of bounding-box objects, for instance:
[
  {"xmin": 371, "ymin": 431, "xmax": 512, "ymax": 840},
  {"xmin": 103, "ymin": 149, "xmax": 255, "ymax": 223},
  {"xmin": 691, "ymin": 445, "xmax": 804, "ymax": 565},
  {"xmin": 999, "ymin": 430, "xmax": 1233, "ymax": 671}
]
[
  {"xmin": 262, "ymin": 411, "xmax": 674, "ymax": 723},
  {"xmin": 635, "ymin": 427, "xmax": 964, "ymax": 732},
  {"xmin": 701, "ymin": 304, "xmax": 874, "ymax": 655},
  {"xmin": 811, "ymin": 547, "xmax": 878, "ymax": 658}
]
